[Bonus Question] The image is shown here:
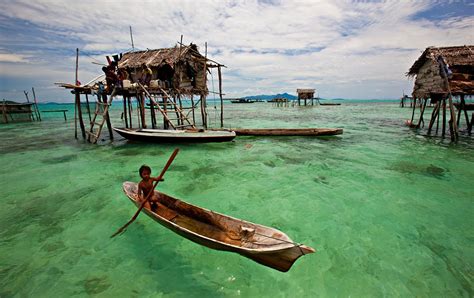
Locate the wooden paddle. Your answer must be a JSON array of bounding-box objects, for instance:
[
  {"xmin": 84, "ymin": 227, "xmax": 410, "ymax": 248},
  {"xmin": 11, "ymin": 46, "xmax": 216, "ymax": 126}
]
[{"xmin": 111, "ymin": 148, "xmax": 180, "ymax": 238}]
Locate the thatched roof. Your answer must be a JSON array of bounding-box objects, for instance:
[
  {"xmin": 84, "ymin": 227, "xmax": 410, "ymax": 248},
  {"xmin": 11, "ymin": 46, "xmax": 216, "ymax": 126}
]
[
  {"xmin": 407, "ymin": 45, "xmax": 474, "ymax": 76},
  {"xmin": 407, "ymin": 45, "xmax": 474, "ymax": 97},
  {"xmin": 118, "ymin": 44, "xmax": 206, "ymax": 68},
  {"xmin": 297, "ymin": 89, "xmax": 315, "ymax": 94}
]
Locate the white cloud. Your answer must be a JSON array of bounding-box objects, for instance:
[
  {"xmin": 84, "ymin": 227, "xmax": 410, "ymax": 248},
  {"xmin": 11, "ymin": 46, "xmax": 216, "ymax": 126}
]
[{"xmin": 0, "ymin": 0, "xmax": 473, "ymax": 101}]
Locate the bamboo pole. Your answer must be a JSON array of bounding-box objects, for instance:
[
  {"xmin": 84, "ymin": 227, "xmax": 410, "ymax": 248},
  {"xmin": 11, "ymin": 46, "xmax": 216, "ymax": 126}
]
[
  {"xmin": 31, "ymin": 87, "xmax": 41, "ymax": 121},
  {"xmin": 202, "ymin": 42, "xmax": 208, "ymax": 129},
  {"xmin": 190, "ymin": 94, "xmax": 195, "ymax": 125},
  {"xmin": 442, "ymin": 97, "xmax": 446, "ymax": 137},
  {"xmin": 427, "ymin": 101, "xmax": 440, "ymax": 134},
  {"xmin": 85, "ymin": 93, "xmax": 91, "ymax": 122},
  {"xmin": 123, "ymin": 96, "xmax": 129, "ymax": 128},
  {"xmin": 128, "ymin": 96, "xmax": 133, "ymax": 128},
  {"xmin": 218, "ymin": 65, "xmax": 223, "ymax": 128},
  {"xmin": 416, "ymin": 98, "xmax": 428, "ymax": 128},
  {"xmin": 410, "ymin": 97, "xmax": 417, "ymax": 123}
]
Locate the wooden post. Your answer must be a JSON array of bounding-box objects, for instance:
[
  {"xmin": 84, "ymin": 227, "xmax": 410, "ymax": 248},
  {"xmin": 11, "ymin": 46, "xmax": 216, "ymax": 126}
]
[
  {"xmin": 75, "ymin": 91, "xmax": 86, "ymax": 139},
  {"xmin": 459, "ymin": 94, "xmax": 470, "ymax": 130},
  {"xmin": 150, "ymin": 96, "xmax": 156, "ymax": 129},
  {"xmin": 128, "ymin": 96, "xmax": 133, "ymax": 128},
  {"xmin": 85, "ymin": 93, "xmax": 91, "ymax": 122},
  {"xmin": 410, "ymin": 97, "xmax": 417, "ymax": 123},
  {"xmin": 140, "ymin": 93, "xmax": 146, "ymax": 128},
  {"xmin": 417, "ymin": 98, "xmax": 428, "ymax": 128},
  {"xmin": 101, "ymin": 93, "xmax": 114, "ymax": 141},
  {"xmin": 31, "ymin": 87, "xmax": 41, "ymax": 121},
  {"xmin": 190, "ymin": 94, "xmax": 195, "ymax": 125},
  {"xmin": 202, "ymin": 42, "xmax": 208, "ymax": 129},
  {"xmin": 123, "ymin": 96, "xmax": 129, "ymax": 128},
  {"xmin": 442, "ymin": 97, "xmax": 446, "ymax": 137},
  {"xmin": 163, "ymin": 94, "xmax": 169, "ymax": 129},
  {"xmin": 218, "ymin": 65, "xmax": 223, "ymax": 128},
  {"xmin": 427, "ymin": 101, "xmax": 440, "ymax": 134}
]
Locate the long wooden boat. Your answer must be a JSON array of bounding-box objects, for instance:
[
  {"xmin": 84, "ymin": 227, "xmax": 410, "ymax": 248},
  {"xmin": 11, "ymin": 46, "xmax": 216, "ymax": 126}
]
[
  {"xmin": 231, "ymin": 128, "xmax": 343, "ymax": 136},
  {"xmin": 122, "ymin": 182, "xmax": 315, "ymax": 272},
  {"xmin": 113, "ymin": 127, "xmax": 236, "ymax": 143}
]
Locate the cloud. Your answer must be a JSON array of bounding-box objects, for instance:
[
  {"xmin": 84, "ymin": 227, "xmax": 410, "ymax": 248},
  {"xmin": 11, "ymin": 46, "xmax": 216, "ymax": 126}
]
[{"xmin": 0, "ymin": 0, "xmax": 473, "ymax": 102}]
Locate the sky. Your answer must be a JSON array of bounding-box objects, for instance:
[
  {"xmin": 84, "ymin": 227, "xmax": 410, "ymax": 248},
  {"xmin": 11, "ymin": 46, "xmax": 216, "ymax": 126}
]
[{"xmin": 0, "ymin": 0, "xmax": 473, "ymax": 103}]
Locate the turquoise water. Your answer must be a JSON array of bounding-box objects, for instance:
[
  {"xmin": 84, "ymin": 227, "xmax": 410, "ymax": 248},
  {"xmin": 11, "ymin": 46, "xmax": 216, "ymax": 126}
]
[{"xmin": 1, "ymin": 100, "xmax": 473, "ymax": 297}]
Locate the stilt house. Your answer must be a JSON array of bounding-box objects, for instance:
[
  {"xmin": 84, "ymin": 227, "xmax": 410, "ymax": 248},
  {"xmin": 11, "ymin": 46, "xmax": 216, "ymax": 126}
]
[
  {"xmin": 406, "ymin": 45, "xmax": 474, "ymax": 139},
  {"xmin": 297, "ymin": 89, "xmax": 316, "ymax": 106},
  {"xmin": 59, "ymin": 43, "xmax": 226, "ymax": 143}
]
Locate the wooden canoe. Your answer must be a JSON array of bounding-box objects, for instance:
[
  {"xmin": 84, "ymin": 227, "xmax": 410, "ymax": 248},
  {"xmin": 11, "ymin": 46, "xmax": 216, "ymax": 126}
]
[
  {"xmin": 231, "ymin": 128, "xmax": 343, "ymax": 136},
  {"xmin": 122, "ymin": 182, "xmax": 315, "ymax": 272},
  {"xmin": 113, "ymin": 128, "xmax": 236, "ymax": 143}
]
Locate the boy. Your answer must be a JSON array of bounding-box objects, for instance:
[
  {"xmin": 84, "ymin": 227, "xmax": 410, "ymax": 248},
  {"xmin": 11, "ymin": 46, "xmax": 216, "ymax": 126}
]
[{"xmin": 138, "ymin": 165, "xmax": 164, "ymax": 211}]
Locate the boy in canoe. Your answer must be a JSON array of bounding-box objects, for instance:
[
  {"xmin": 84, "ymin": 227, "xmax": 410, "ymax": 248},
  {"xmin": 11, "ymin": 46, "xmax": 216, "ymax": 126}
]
[{"xmin": 138, "ymin": 165, "xmax": 164, "ymax": 211}]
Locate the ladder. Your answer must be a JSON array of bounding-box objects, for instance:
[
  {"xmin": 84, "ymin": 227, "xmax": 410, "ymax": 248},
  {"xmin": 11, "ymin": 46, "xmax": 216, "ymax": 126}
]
[
  {"xmin": 86, "ymin": 95, "xmax": 113, "ymax": 144},
  {"xmin": 138, "ymin": 83, "xmax": 195, "ymax": 129}
]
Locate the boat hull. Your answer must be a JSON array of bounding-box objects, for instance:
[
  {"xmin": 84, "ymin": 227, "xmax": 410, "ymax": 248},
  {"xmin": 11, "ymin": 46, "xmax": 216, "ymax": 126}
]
[
  {"xmin": 232, "ymin": 128, "xmax": 343, "ymax": 136},
  {"xmin": 122, "ymin": 182, "xmax": 315, "ymax": 272},
  {"xmin": 114, "ymin": 127, "xmax": 236, "ymax": 143}
]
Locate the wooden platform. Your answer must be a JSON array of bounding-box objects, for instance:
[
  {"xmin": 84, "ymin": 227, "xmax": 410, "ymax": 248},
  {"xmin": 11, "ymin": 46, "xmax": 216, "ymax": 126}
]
[{"xmin": 230, "ymin": 128, "xmax": 343, "ymax": 136}]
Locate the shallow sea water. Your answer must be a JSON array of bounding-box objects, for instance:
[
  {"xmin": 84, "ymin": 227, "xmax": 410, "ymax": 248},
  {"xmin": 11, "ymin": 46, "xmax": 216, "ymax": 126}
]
[{"xmin": 0, "ymin": 100, "xmax": 473, "ymax": 297}]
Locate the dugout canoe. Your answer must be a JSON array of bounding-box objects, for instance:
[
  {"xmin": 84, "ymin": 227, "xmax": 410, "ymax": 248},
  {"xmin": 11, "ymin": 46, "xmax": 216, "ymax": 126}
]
[
  {"xmin": 122, "ymin": 181, "xmax": 315, "ymax": 272},
  {"xmin": 113, "ymin": 127, "xmax": 236, "ymax": 143},
  {"xmin": 231, "ymin": 128, "xmax": 343, "ymax": 136}
]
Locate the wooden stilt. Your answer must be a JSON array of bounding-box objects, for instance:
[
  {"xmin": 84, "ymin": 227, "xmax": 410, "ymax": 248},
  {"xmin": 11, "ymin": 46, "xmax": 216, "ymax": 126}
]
[
  {"xmin": 442, "ymin": 97, "xmax": 446, "ymax": 137},
  {"xmin": 85, "ymin": 93, "xmax": 92, "ymax": 122},
  {"xmin": 218, "ymin": 66, "xmax": 223, "ymax": 128},
  {"xmin": 75, "ymin": 91, "xmax": 86, "ymax": 139},
  {"xmin": 417, "ymin": 98, "xmax": 428, "ymax": 128},
  {"xmin": 128, "ymin": 96, "xmax": 133, "ymax": 128},
  {"xmin": 190, "ymin": 94, "xmax": 195, "ymax": 125},
  {"xmin": 410, "ymin": 97, "xmax": 417, "ymax": 123},
  {"xmin": 123, "ymin": 96, "xmax": 129, "ymax": 128},
  {"xmin": 139, "ymin": 93, "xmax": 146, "ymax": 128},
  {"xmin": 150, "ymin": 95, "xmax": 156, "ymax": 129},
  {"xmin": 427, "ymin": 101, "xmax": 440, "ymax": 134},
  {"xmin": 31, "ymin": 88, "xmax": 41, "ymax": 121}
]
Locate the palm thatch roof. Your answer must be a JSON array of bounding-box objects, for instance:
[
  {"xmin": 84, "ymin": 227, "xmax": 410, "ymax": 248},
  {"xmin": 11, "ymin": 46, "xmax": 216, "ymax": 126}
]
[
  {"xmin": 118, "ymin": 44, "xmax": 205, "ymax": 68},
  {"xmin": 407, "ymin": 45, "xmax": 474, "ymax": 97}
]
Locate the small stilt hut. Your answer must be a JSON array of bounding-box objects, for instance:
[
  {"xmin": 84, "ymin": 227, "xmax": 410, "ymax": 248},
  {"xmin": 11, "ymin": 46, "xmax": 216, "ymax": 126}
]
[
  {"xmin": 1, "ymin": 100, "xmax": 38, "ymax": 124},
  {"xmin": 59, "ymin": 42, "xmax": 226, "ymax": 143},
  {"xmin": 406, "ymin": 45, "xmax": 474, "ymax": 140},
  {"xmin": 297, "ymin": 89, "xmax": 317, "ymax": 106}
]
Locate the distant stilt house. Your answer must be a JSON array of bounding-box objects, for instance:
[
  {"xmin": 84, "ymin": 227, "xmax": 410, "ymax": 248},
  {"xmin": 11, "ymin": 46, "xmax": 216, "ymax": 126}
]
[
  {"xmin": 1, "ymin": 100, "xmax": 40, "ymax": 124},
  {"xmin": 297, "ymin": 89, "xmax": 316, "ymax": 106},
  {"xmin": 406, "ymin": 45, "xmax": 474, "ymax": 140},
  {"xmin": 59, "ymin": 43, "xmax": 226, "ymax": 143}
]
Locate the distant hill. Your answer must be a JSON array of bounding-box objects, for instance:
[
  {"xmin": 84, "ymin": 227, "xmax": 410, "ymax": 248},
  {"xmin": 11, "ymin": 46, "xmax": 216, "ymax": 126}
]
[{"xmin": 244, "ymin": 93, "xmax": 297, "ymax": 100}]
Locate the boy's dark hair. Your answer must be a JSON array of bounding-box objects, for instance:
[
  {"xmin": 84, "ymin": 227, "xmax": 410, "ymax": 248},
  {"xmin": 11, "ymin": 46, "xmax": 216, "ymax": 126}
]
[{"xmin": 139, "ymin": 165, "xmax": 151, "ymax": 177}]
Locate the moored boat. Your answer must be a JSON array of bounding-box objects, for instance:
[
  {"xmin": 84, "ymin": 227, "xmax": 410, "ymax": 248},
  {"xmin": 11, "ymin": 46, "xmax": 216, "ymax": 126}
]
[
  {"xmin": 231, "ymin": 128, "xmax": 343, "ymax": 136},
  {"xmin": 122, "ymin": 181, "xmax": 315, "ymax": 272},
  {"xmin": 113, "ymin": 127, "xmax": 236, "ymax": 143}
]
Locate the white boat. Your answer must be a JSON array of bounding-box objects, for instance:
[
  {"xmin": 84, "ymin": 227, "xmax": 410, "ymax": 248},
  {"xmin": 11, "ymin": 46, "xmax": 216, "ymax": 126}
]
[{"xmin": 113, "ymin": 127, "xmax": 236, "ymax": 143}]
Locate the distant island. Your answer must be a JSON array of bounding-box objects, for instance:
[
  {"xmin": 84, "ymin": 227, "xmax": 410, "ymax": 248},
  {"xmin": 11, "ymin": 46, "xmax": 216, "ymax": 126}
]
[
  {"xmin": 224, "ymin": 93, "xmax": 344, "ymax": 101},
  {"xmin": 244, "ymin": 93, "xmax": 297, "ymax": 101}
]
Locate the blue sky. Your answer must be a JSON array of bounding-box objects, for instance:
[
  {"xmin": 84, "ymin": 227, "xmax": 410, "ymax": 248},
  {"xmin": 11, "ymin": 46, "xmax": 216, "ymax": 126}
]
[{"xmin": 0, "ymin": 0, "xmax": 472, "ymax": 103}]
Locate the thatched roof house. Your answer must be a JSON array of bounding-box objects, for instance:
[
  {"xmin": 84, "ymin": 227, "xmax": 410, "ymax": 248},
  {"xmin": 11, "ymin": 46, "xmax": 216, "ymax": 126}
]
[
  {"xmin": 118, "ymin": 43, "xmax": 217, "ymax": 95},
  {"xmin": 296, "ymin": 89, "xmax": 315, "ymax": 100},
  {"xmin": 407, "ymin": 45, "xmax": 474, "ymax": 99}
]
